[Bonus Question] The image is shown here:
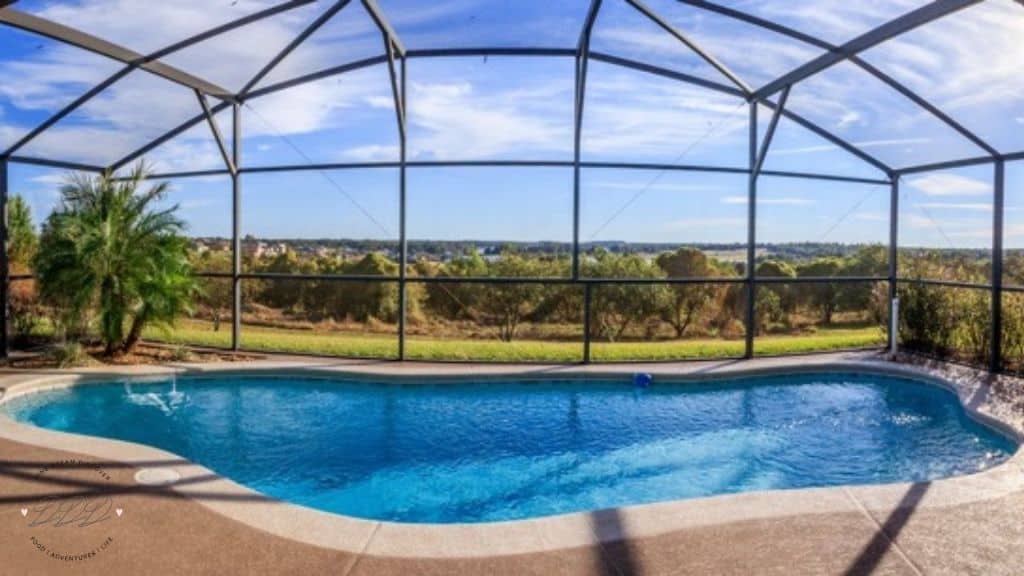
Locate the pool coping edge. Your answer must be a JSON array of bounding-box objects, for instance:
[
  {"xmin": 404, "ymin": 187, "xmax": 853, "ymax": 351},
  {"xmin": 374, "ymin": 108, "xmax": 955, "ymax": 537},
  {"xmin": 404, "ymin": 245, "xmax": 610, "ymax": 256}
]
[{"xmin": 1, "ymin": 352, "xmax": 1022, "ymax": 559}]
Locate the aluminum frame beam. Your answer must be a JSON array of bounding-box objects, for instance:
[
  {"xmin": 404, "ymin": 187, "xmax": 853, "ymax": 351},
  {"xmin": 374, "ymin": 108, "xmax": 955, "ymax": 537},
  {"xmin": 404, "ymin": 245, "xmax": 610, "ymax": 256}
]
[
  {"xmin": 103, "ymin": 159, "xmax": 892, "ymax": 186},
  {"xmin": 7, "ymin": 155, "xmax": 104, "ymax": 172},
  {"xmin": 107, "ymin": 102, "xmax": 231, "ymax": 172},
  {"xmin": 752, "ymin": 85, "xmax": 789, "ymax": 178},
  {"xmin": 744, "ymin": 103, "xmax": 757, "ymax": 358},
  {"xmin": 574, "ymin": 0, "xmax": 603, "ymax": 285},
  {"xmin": 753, "ymin": 0, "xmax": 982, "ymax": 101},
  {"xmin": 147, "ymin": 0, "xmax": 315, "ymax": 64},
  {"xmin": 2, "ymin": 0, "xmax": 315, "ymax": 161},
  {"xmin": 893, "ymin": 154, "xmax": 995, "ymax": 176},
  {"xmin": 0, "ymin": 158, "xmax": 7, "ymax": 359},
  {"xmin": 380, "ymin": 29, "xmax": 406, "ymax": 138},
  {"xmin": 361, "ymin": 0, "xmax": 406, "ymax": 56},
  {"xmin": 675, "ymin": 0, "xmax": 999, "ymax": 159},
  {"xmin": 196, "ymin": 91, "xmax": 237, "ymax": 175},
  {"xmin": 760, "ymin": 98, "xmax": 891, "ymax": 176},
  {"xmin": 625, "ymin": 0, "xmax": 751, "ymax": 95},
  {"xmin": 240, "ymin": 0, "xmax": 353, "ymax": 98},
  {"xmin": 107, "ymin": 45, "xmax": 885, "ymax": 180},
  {"xmin": 2, "ymin": 67, "xmax": 133, "ymax": 157},
  {"xmin": 0, "ymin": 8, "xmax": 232, "ymax": 98},
  {"xmin": 889, "ymin": 177, "xmax": 899, "ymax": 352},
  {"xmin": 991, "ymin": 160, "xmax": 1005, "ymax": 371},
  {"xmin": 231, "ymin": 103, "xmax": 242, "ymax": 351},
  {"xmin": 398, "ymin": 59, "xmax": 407, "ymax": 359}
]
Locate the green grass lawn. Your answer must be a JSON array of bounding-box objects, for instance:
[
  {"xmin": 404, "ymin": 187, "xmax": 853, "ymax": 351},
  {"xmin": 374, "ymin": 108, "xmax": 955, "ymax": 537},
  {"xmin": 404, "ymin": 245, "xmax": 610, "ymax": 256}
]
[{"xmin": 146, "ymin": 319, "xmax": 885, "ymax": 362}]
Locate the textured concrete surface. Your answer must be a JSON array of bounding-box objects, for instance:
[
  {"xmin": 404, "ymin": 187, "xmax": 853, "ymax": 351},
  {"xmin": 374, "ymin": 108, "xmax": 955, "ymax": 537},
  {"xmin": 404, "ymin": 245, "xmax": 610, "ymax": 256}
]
[
  {"xmin": 2, "ymin": 353, "xmax": 1023, "ymax": 574},
  {"xmin": 5, "ymin": 435, "xmax": 1023, "ymax": 575}
]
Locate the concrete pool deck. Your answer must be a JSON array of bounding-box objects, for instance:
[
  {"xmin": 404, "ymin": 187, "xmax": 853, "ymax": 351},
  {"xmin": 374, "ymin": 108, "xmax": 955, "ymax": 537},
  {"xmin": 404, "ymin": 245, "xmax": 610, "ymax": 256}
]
[{"xmin": 1, "ymin": 351, "xmax": 1023, "ymax": 575}]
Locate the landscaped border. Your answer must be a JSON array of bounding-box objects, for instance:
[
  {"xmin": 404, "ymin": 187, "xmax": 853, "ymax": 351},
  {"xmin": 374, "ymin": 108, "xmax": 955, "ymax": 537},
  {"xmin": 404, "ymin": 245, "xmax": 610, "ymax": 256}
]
[{"xmin": 0, "ymin": 351, "xmax": 1022, "ymax": 559}]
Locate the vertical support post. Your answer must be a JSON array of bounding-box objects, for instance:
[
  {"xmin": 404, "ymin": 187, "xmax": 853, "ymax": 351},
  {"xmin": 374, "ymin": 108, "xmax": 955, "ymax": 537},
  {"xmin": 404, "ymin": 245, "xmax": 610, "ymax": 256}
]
[
  {"xmin": 888, "ymin": 176, "xmax": 899, "ymax": 354},
  {"xmin": 991, "ymin": 159, "xmax": 1005, "ymax": 372},
  {"xmin": 398, "ymin": 57, "xmax": 407, "ymax": 360},
  {"xmin": 0, "ymin": 158, "xmax": 8, "ymax": 360},
  {"xmin": 744, "ymin": 103, "xmax": 757, "ymax": 358},
  {"xmin": 572, "ymin": 56, "xmax": 588, "ymax": 281},
  {"xmin": 573, "ymin": 0, "xmax": 600, "ymax": 281},
  {"xmin": 231, "ymin": 103, "xmax": 241, "ymax": 351},
  {"xmin": 582, "ymin": 282, "xmax": 592, "ymax": 363}
]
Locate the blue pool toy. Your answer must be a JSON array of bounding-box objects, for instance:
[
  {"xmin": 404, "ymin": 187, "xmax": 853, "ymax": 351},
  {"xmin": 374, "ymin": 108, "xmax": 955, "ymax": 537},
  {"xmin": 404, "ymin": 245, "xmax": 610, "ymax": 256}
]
[{"xmin": 633, "ymin": 373, "xmax": 653, "ymax": 388}]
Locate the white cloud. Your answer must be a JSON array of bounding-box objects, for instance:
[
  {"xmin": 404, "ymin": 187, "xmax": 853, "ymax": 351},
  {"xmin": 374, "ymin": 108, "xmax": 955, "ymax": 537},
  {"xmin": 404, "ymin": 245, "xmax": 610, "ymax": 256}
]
[
  {"xmin": 722, "ymin": 196, "xmax": 814, "ymax": 206},
  {"xmin": 768, "ymin": 144, "xmax": 839, "ymax": 156},
  {"xmin": 854, "ymin": 212, "xmax": 888, "ymax": 222},
  {"xmin": 906, "ymin": 173, "xmax": 991, "ymax": 197},
  {"xmin": 768, "ymin": 137, "xmax": 930, "ymax": 158},
  {"xmin": 913, "ymin": 202, "xmax": 991, "ymax": 212},
  {"xmin": 593, "ymin": 182, "xmax": 725, "ymax": 193},
  {"xmin": 407, "ymin": 78, "xmax": 572, "ymax": 160},
  {"xmin": 906, "ymin": 213, "xmax": 988, "ymax": 233},
  {"xmin": 666, "ymin": 217, "xmax": 746, "ymax": 230},
  {"xmin": 341, "ymin": 144, "xmax": 401, "ymax": 162},
  {"xmin": 591, "ymin": 1, "xmax": 819, "ymax": 87},
  {"xmin": 582, "ymin": 69, "xmax": 747, "ymax": 161},
  {"xmin": 30, "ymin": 174, "xmax": 67, "ymax": 187},
  {"xmin": 855, "ymin": 138, "xmax": 931, "ymax": 149},
  {"xmin": 865, "ymin": 1, "xmax": 1024, "ymax": 115},
  {"xmin": 33, "ymin": 1, "xmax": 285, "ymax": 54},
  {"xmin": 746, "ymin": 0, "xmax": 920, "ymax": 43},
  {"xmin": 837, "ymin": 111, "xmax": 861, "ymax": 130},
  {"xmin": 245, "ymin": 67, "xmax": 393, "ymax": 137}
]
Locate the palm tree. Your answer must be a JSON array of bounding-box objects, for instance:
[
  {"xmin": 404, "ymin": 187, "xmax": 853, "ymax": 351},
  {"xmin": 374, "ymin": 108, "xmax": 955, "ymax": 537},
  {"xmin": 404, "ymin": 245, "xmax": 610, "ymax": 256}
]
[{"xmin": 34, "ymin": 163, "xmax": 198, "ymax": 356}]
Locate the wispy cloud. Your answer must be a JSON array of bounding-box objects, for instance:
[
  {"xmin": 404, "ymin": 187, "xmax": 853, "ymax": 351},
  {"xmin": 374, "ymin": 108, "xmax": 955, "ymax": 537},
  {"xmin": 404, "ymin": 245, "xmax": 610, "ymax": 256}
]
[
  {"xmin": 406, "ymin": 74, "xmax": 572, "ymax": 160},
  {"xmin": 666, "ymin": 217, "xmax": 746, "ymax": 230},
  {"xmin": 722, "ymin": 196, "xmax": 814, "ymax": 206},
  {"xmin": 913, "ymin": 202, "xmax": 991, "ymax": 211},
  {"xmin": 341, "ymin": 144, "xmax": 401, "ymax": 162},
  {"xmin": 769, "ymin": 137, "xmax": 931, "ymax": 157},
  {"xmin": 906, "ymin": 173, "xmax": 990, "ymax": 197},
  {"xmin": 582, "ymin": 66, "xmax": 747, "ymax": 162},
  {"xmin": 592, "ymin": 0, "xmax": 819, "ymax": 87},
  {"xmin": 593, "ymin": 182, "xmax": 725, "ymax": 193},
  {"xmin": 854, "ymin": 212, "xmax": 888, "ymax": 222}
]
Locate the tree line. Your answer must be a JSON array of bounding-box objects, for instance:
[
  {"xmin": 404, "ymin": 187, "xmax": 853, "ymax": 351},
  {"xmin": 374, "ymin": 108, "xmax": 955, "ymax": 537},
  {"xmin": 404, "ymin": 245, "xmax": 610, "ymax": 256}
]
[
  {"xmin": 5, "ymin": 167, "xmax": 1020, "ymax": 371},
  {"xmin": 188, "ymin": 243, "xmax": 891, "ymax": 343}
]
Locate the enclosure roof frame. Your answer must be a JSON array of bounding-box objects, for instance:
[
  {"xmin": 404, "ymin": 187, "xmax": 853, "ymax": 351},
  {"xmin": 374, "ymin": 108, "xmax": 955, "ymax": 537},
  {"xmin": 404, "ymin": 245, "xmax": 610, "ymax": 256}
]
[{"xmin": 0, "ymin": 0, "xmax": 1020, "ymax": 177}]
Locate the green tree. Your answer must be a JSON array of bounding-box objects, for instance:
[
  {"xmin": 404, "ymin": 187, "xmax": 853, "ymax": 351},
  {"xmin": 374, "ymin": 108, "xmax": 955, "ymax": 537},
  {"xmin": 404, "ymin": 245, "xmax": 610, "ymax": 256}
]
[
  {"xmin": 755, "ymin": 259, "xmax": 797, "ymax": 315},
  {"xmin": 478, "ymin": 250, "xmax": 543, "ymax": 342},
  {"xmin": 191, "ymin": 249, "xmax": 232, "ymax": 331},
  {"xmin": 584, "ymin": 249, "xmax": 667, "ymax": 341},
  {"xmin": 795, "ymin": 257, "xmax": 843, "ymax": 324},
  {"xmin": 257, "ymin": 249, "xmax": 307, "ymax": 311},
  {"xmin": 34, "ymin": 164, "xmax": 198, "ymax": 355},
  {"xmin": 7, "ymin": 195, "xmax": 38, "ymax": 273},
  {"xmin": 7, "ymin": 196, "xmax": 41, "ymax": 345},
  {"xmin": 337, "ymin": 253, "xmax": 400, "ymax": 322},
  {"xmin": 838, "ymin": 245, "xmax": 888, "ymax": 320},
  {"xmin": 754, "ymin": 288, "xmax": 784, "ymax": 335},
  {"xmin": 423, "ymin": 248, "xmax": 488, "ymax": 320},
  {"xmin": 655, "ymin": 248, "xmax": 718, "ymax": 337}
]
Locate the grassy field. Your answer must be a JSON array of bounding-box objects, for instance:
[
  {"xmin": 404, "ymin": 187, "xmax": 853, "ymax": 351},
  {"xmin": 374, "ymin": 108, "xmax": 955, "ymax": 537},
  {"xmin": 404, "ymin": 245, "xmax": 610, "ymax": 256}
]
[{"xmin": 145, "ymin": 319, "xmax": 885, "ymax": 362}]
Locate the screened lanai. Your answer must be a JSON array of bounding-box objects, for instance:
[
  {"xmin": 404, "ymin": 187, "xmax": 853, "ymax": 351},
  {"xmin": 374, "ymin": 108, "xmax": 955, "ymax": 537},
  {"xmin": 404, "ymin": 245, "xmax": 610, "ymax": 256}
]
[{"xmin": 1, "ymin": 0, "xmax": 1023, "ymax": 369}]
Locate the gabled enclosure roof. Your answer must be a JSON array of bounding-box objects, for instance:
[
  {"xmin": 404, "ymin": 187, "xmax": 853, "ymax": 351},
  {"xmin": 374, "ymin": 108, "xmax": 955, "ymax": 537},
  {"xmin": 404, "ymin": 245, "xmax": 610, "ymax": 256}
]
[{"xmin": 1, "ymin": 0, "xmax": 1022, "ymax": 177}]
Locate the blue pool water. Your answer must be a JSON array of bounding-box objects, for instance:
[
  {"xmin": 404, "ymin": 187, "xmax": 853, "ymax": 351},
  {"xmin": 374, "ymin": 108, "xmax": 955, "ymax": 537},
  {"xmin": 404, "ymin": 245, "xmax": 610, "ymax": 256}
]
[{"xmin": 3, "ymin": 372, "xmax": 1016, "ymax": 523}]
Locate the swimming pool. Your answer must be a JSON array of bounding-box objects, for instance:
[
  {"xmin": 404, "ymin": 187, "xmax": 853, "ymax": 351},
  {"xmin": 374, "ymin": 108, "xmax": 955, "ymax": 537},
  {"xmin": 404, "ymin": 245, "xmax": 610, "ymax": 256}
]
[{"xmin": 2, "ymin": 372, "xmax": 1015, "ymax": 523}]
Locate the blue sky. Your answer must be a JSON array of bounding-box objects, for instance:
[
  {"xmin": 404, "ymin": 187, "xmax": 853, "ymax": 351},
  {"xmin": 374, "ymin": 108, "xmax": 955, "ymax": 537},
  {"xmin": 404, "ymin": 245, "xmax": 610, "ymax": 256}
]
[{"xmin": 1, "ymin": 0, "xmax": 1023, "ymax": 248}]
